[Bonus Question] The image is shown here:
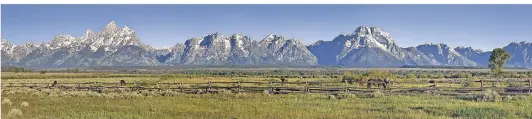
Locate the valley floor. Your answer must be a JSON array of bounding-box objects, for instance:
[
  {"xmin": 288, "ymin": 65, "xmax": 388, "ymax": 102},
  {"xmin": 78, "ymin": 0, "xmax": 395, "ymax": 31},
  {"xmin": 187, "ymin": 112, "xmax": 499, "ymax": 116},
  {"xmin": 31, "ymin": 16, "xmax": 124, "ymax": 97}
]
[
  {"xmin": 2, "ymin": 93, "xmax": 532, "ymax": 119},
  {"xmin": 2, "ymin": 71, "xmax": 532, "ymax": 119}
]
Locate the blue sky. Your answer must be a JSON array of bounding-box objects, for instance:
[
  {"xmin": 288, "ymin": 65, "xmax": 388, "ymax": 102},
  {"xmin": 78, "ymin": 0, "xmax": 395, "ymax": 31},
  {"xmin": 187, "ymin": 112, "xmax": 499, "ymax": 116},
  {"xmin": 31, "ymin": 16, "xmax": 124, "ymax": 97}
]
[{"xmin": 2, "ymin": 5, "xmax": 532, "ymax": 51}]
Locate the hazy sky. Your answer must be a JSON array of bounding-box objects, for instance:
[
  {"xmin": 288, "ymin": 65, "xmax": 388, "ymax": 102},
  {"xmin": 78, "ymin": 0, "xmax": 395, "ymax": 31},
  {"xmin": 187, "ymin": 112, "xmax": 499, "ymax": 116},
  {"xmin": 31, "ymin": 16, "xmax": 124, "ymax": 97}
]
[{"xmin": 2, "ymin": 5, "xmax": 532, "ymax": 51}]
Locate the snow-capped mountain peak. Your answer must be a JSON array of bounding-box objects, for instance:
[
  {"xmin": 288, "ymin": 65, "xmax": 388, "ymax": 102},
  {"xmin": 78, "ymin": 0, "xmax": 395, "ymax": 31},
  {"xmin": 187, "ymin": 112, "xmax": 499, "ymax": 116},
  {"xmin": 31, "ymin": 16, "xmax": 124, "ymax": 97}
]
[
  {"xmin": 261, "ymin": 34, "xmax": 286, "ymax": 44},
  {"xmin": 4, "ymin": 23, "xmax": 531, "ymax": 68},
  {"xmin": 100, "ymin": 21, "xmax": 120, "ymax": 36},
  {"xmin": 83, "ymin": 29, "xmax": 94, "ymax": 38},
  {"xmin": 104, "ymin": 21, "xmax": 118, "ymax": 30},
  {"xmin": 47, "ymin": 35, "xmax": 77, "ymax": 49},
  {"xmin": 22, "ymin": 42, "xmax": 37, "ymax": 47},
  {"xmin": 354, "ymin": 26, "xmax": 373, "ymax": 35},
  {"xmin": 1, "ymin": 39, "xmax": 14, "ymax": 53},
  {"xmin": 231, "ymin": 33, "xmax": 243, "ymax": 39},
  {"xmin": 80, "ymin": 21, "xmax": 146, "ymax": 52}
]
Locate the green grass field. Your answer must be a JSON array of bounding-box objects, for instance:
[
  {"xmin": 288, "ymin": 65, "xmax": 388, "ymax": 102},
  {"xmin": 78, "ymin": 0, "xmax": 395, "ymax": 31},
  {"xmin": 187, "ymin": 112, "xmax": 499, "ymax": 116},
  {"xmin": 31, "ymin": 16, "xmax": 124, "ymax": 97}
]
[
  {"xmin": 2, "ymin": 93, "xmax": 532, "ymax": 119},
  {"xmin": 2, "ymin": 72, "xmax": 532, "ymax": 119}
]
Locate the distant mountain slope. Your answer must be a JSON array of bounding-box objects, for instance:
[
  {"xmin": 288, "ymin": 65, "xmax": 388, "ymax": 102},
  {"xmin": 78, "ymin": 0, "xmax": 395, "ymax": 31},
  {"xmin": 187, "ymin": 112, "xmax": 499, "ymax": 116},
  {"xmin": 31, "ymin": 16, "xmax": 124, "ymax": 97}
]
[
  {"xmin": 2, "ymin": 22, "xmax": 531, "ymax": 68},
  {"xmin": 415, "ymin": 43, "xmax": 477, "ymax": 66},
  {"xmin": 454, "ymin": 47, "xmax": 491, "ymax": 66},
  {"xmin": 308, "ymin": 26, "xmax": 442, "ymax": 67}
]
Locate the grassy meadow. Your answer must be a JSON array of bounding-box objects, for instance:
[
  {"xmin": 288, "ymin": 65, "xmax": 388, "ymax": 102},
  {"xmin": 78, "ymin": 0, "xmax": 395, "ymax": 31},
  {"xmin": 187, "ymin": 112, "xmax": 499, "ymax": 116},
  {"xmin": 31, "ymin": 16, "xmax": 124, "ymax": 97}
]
[
  {"xmin": 2, "ymin": 92, "xmax": 532, "ymax": 119},
  {"xmin": 2, "ymin": 71, "xmax": 532, "ymax": 119}
]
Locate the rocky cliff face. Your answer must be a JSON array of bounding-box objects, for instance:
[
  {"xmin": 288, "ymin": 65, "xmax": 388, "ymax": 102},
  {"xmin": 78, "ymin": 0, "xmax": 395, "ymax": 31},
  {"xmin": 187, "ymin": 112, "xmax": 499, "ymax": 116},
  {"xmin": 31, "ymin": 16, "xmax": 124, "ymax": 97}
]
[
  {"xmin": 259, "ymin": 34, "xmax": 318, "ymax": 65},
  {"xmin": 4, "ymin": 21, "xmax": 158, "ymax": 68},
  {"xmin": 415, "ymin": 43, "xmax": 477, "ymax": 66},
  {"xmin": 503, "ymin": 42, "xmax": 532, "ymax": 68},
  {"xmin": 454, "ymin": 47, "xmax": 491, "ymax": 66},
  {"xmin": 157, "ymin": 33, "xmax": 317, "ymax": 65},
  {"xmin": 308, "ymin": 26, "xmax": 439, "ymax": 67}
]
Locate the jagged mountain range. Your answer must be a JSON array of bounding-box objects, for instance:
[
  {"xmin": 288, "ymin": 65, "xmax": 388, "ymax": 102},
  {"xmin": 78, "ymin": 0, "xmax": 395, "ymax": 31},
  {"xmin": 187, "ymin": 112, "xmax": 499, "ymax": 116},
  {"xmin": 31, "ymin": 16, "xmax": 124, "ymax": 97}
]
[{"xmin": 2, "ymin": 21, "xmax": 532, "ymax": 69}]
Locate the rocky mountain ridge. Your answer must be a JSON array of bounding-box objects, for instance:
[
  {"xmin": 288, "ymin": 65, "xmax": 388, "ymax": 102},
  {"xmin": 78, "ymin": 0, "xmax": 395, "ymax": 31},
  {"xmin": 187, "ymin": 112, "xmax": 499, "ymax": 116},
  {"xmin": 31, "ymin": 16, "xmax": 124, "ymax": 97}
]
[{"xmin": 2, "ymin": 21, "xmax": 530, "ymax": 68}]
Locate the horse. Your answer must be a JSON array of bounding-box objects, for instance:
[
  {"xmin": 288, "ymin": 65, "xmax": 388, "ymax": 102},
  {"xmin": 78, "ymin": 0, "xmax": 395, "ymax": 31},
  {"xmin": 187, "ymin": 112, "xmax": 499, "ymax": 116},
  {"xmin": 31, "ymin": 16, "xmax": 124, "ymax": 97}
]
[
  {"xmin": 51, "ymin": 81, "xmax": 58, "ymax": 87},
  {"xmin": 119, "ymin": 80, "xmax": 126, "ymax": 86},
  {"xmin": 280, "ymin": 78, "xmax": 287, "ymax": 83},
  {"xmin": 341, "ymin": 76, "xmax": 356, "ymax": 85},
  {"xmin": 428, "ymin": 80, "xmax": 436, "ymax": 88},
  {"xmin": 366, "ymin": 78, "xmax": 392, "ymax": 89}
]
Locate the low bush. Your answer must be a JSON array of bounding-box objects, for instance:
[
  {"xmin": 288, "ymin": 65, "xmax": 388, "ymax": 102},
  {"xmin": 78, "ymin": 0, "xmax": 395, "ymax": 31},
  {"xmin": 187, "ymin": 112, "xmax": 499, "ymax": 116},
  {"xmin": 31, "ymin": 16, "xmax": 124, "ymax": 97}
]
[
  {"xmin": 513, "ymin": 95, "xmax": 528, "ymax": 100},
  {"xmin": 503, "ymin": 95, "xmax": 514, "ymax": 101},
  {"xmin": 371, "ymin": 91, "xmax": 385, "ymax": 98},
  {"xmin": 139, "ymin": 90, "xmax": 157, "ymax": 96},
  {"xmin": 475, "ymin": 89, "xmax": 501, "ymax": 102},
  {"xmin": 2, "ymin": 98, "xmax": 13, "ymax": 105},
  {"xmin": 159, "ymin": 90, "xmax": 180, "ymax": 97},
  {"xmin": 336, "ymin": 93, "xmax": 357, "ymax": 99},
  {"xmin": 21, "ymin": 102, "xmax": 30, "ymax": 107},
  {"xmin": 121, "ymin": 92, "xmax": 142, "ymax": 99},
  {"xmin": 103, "ymin": 93, "xmax": 120, "ymax": 99},
  {"xmin": 327, "ymin": 95, "xmax": 336, "ymax": 100},
  {"xmin": 262, "ymin": 90, "xmax": 270, "ymax": 95},
  {"xmin": 7, "ymin": 108, "xmax": 23, "ymax": 117}
]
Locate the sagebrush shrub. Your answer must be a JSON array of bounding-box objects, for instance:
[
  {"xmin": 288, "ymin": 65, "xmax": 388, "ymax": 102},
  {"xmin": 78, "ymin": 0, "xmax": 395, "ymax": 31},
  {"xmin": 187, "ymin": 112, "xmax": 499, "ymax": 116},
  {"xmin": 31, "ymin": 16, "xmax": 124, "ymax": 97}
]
[
  {"xmin": 2, "ymin": 98, "xmax": 13, "ymax": 105},
  {"xmin": 21, "ymin": 102, "xmax": 29, "ymax": 107},
  {"xmin": 180, "ymin": 84, "xmax": 192, "ymax": 89},
  {"xmin": 513, "ymin": 95, "xmax": 528, "ymax": 100},
  {"xmin": 218, "ymin": 89, "xmax": 233, "ymax": 95},
  {"xmin": 475, "ymin": 89, "xmax": 501, "ymax": 102},
  {"xmin": 327, "ymin": 95, "xmax": 336, "ymax": 100},
  {"xmin": 336, "ymin": 93, "xmax": 357, "ymax": 99},
  {"xmin": 103, "ymin": 93, "xmax": 118, "ymax": 99},
  {"xmin": 139, "ymin": 90, "xmax": 156, "ymax": 96},
  {"xmin": 125, "ymin": 92, "xmax": 142, "ymax": 99},
  {"xmin": 262, "ymin": 90, "xmax": 270, "ymax": 95},
  {"xmin": 101, "ymin": 88, "xmax": 115, "ymax": 94},
  {"xmin": 371, "ymin": 91, "xmax": 385, "ymax": 98},
  {"xmin": 86, "ymin": 91, "xmax": 102, "ymax": 97},
  {"xmin": 7, "ymin": 108, "xmax": 22, "ymax": 117},
  {"xmin": 159, "ymin": 90, "xmax": 180, "ymax": 96},
  {"xmin": 58, "ymin": 91, "xmax": 71, "ymax": 97},
  {"xmin": 502, "ymin": 95, "xmax": 513, "ymax": 101}
]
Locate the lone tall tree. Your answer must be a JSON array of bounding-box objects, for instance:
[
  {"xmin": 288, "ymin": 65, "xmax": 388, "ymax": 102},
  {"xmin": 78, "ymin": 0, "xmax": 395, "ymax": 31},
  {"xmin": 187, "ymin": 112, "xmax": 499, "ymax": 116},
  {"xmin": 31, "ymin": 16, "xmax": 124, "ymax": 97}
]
[{"xmin": 488, "ymin": 48, "xmax": 511, "ymax": 75}]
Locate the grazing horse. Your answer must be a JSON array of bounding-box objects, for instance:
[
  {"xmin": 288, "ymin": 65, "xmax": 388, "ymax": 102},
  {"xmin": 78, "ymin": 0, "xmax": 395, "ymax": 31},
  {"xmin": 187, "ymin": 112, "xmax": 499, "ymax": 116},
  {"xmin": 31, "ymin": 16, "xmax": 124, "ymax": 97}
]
[
  {"xmin": 342, "ymin": 77, "xmax": 355, "ymax": 85},
  {"xmin": 51, "ymin": 81, "xmax": 58, "ymax": 87},
  {"xmin": 359, "ymin": 77, "xmax": 367, "ymax": 87},
  {"xmin": 428, "ymin": 80, "xmax": 436, "ymax": 88},
  {"xmin": 119, "ymin": 80, "xmax": 126, "ymax": 86},
  {"xmin": 280, "ymin": 78, "xmax": 287, "ymax": 83},
  {"xmin": 367, "ymin": 78, "xmax": 392, "ymax": 89}
]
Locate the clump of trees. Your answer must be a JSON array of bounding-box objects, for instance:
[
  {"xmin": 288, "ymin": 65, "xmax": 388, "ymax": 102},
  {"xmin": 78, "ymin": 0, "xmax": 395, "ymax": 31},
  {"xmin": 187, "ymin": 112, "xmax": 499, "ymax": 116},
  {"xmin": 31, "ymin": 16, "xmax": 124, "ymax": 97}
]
[
  {"xmin": 341, "ymin": 71, "xmax": 362, "ymax": 81},
  {"xmin": 406, "ymin": 73, "xmax": 417, "ymax": 80},
  {"xmin": 1, "ymin": 66, "xmax": 33, "ymax": 73},
  {"xmin": 341, "ymin": 69, "xmax": 397, "ymax": 82},
  {"xmin": 488, "ymin": 48, "xmax": 511, "ymax": 77},
  {"xmin": 65, "ymin": 68, "xmax": 81, "ymax": 73},
  {"xmin": 365, "ymin": 69, "xmax": 396, "ymax": 79},
  {"xmin": 40, "ymin": 70, "xmax": 47, "ymax": 74}
]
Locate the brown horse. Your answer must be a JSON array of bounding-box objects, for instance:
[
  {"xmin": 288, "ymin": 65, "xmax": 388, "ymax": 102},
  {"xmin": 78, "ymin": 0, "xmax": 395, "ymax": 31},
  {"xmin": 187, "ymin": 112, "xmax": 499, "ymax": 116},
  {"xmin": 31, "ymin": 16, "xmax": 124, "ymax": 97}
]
[{"xmin": 120, "ymin": 80, "xmax": 126, "ymax": 86}]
